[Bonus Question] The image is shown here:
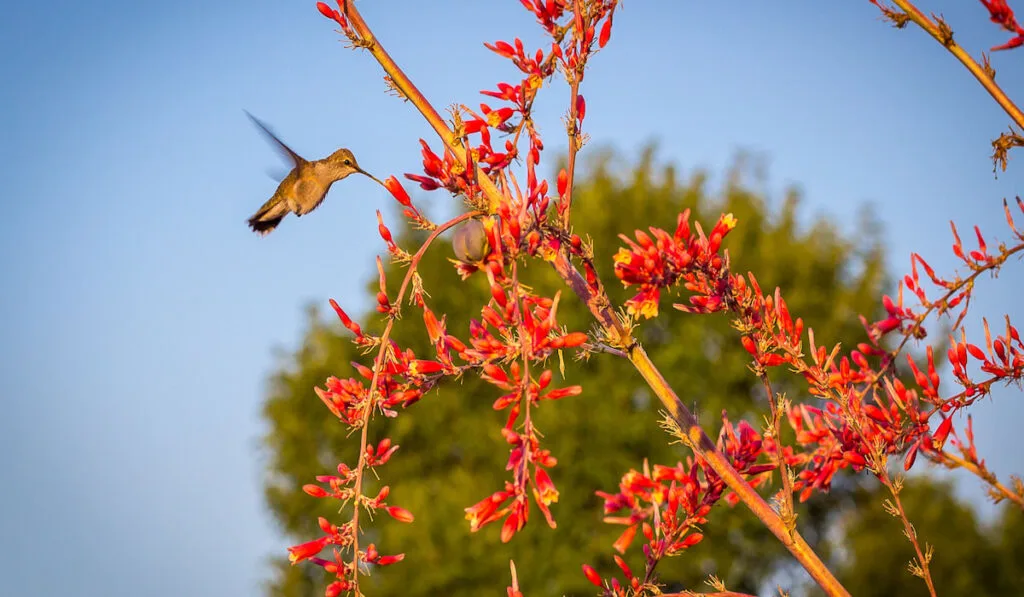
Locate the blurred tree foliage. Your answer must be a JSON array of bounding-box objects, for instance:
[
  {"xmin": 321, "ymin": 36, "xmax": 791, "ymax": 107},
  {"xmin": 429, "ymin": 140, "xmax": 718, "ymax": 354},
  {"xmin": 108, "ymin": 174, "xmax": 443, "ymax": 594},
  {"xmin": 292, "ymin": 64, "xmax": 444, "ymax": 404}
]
[
  {"xmin": 261, "ymin": 148, "xmax": 902, "ymax": 596},
  {"xmin": 805, "ymin": 476, "xmax": 1024, "ymax": 597}
]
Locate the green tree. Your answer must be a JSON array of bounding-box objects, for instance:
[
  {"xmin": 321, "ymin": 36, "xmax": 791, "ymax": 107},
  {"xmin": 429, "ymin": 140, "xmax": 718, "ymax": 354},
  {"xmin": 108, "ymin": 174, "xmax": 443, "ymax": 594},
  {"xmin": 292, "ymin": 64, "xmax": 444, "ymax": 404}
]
[
  {"xmin": 806, "ymin": 476, "xmax": 1024, "ymax": 597},
  {"xmin": 261, "ymin": 148, "xmax": 892, "ymax": 596}
]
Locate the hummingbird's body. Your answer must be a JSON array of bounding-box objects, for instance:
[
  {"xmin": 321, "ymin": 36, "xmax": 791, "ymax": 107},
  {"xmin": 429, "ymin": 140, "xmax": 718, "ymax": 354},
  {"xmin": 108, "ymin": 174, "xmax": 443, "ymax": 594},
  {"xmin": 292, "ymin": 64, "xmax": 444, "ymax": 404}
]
[{"xmin": 245, "ymin": 112, "xmax": 380, "ymax": 235}]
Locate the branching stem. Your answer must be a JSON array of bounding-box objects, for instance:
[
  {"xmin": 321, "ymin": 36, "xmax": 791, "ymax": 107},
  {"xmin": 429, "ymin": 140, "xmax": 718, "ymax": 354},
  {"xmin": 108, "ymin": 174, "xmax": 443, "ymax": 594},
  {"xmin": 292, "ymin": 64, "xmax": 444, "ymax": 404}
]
[
  {"xmin": 348, "ymin": 210, "xmax": 480, "ymax": 593},
  {"xmin": 889, "ymin": 0, "xmax": 1024, "ymax": 128},
  {"xmin": 342, "ymin": 4, "xmax": 849, "ymax": 595}
]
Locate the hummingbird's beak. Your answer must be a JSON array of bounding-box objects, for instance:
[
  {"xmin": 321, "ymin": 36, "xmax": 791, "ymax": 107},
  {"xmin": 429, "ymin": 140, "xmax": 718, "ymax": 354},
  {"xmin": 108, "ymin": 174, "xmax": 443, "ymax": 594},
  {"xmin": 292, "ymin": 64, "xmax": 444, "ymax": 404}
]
[{"xmin": 358, "ymin": 168, "xmax": 387, "ymax": 189}]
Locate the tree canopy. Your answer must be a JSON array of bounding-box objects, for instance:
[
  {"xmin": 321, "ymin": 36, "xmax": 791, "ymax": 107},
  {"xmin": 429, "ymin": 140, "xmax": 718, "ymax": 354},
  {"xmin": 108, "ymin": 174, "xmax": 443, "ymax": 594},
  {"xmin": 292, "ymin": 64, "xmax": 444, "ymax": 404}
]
[{"xmin": 807, "ymin": 477, "xmax": 1024, "ymax": 597}]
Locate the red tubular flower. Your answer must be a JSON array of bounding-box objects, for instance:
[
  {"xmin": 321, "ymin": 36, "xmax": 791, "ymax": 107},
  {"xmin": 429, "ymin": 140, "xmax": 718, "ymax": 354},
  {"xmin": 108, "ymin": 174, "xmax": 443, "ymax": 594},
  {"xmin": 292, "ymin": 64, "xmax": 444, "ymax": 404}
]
[
  {"xmin": 599, "ymin": 14, "xmax": 613, "ymax": 47},
  {"xmin": 612, "ymin": 554, "xmax": 633, "ymax": 580},
  {"xmin": 287, "ymin": 537, "xmax": 330, "ymax": 565},
  {"xmin": 932, "ymin": 416, "xmax": 954, "ymax": 450},
  {"xmin": 386, "ymin": 506, "xmax": 415, "ymax": 523},
  {"xmin": 374, "ymin": 438, "xmax": 400, "ymax": 463},
  {"xmin": 465, "ymin": 488, "xmax": 513, "ymax": 531},
  {"xmin": 409, "ymin": 359, "xmax": 443, "ymax": 375},
  {"xmin": 303, "ymin": 484, "xmax": 330, "ymax": 498},
  {"xmin": 405, "ymin": 173, "xmax": 440, "ymax": 191},
  {"xmin": 485, "ymin": 40, "xmax": 518, "ymax": 59},
  {"xmin": 582, "ymin": 564, "xmax": 603, "ymax": 588},
  {"xmin": 383, "ymin": 175, "xmax": 412, "ymax": 207},
  {"xmin": 376, "ymin": 211, "xmax": 395, "ymax": 247},
  {"xmin": 904, "ymin": 444, "xmax": 919, "ymax": 470},
  {"xmin": 371, "ymin": 485, "xmax": 390, "ymax": 505},
  {"xmin": 376, "ymin": 554, "xmax": 405, "ymax": 566},
  {"xmin": 422, "ymin": 308, "xmax": 442, "ymax": 343},
  {"xmin": 542, "ymin": 385, "xmax": 582, "ymax": 400},
  {"xmin": 558, "ymin": 331, "xmax": 588, "ymax": 348},
  {"xmin": 482, "ymin": 363, "xmax": 511, "ymax": 387},
  {"xmin": 980, "ymin": 0, "xmax": 1024, "ymax": 49},
  {"xmin": 328, "ymin": 299, "xmax": 362, "ymax": 337},
  {"xmin": 485, "ymin": 106, "xmax": 515, "ymax": 127},
  {"xmin": 612, "ymin": 523, "xmax": 637, "ymax": 554},
  {"xmin": 993, "ymin": 35, "xmax": 1024, "ymax": 50},
  {"xmin": 533, "ymin": 468, "xmax": 559, "ymax": 505}
]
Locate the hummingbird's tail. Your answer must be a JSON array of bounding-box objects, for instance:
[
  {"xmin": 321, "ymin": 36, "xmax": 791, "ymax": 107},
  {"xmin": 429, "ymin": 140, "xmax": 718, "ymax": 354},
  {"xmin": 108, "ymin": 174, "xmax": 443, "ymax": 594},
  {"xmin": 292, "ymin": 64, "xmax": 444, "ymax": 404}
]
[
  {"xmin": 248, "ymin": 215, "xmax": 284, "ymax": 236},
  {"xmin": 248, "ymin": 196, "xmax": 289, "ymax": 236}
]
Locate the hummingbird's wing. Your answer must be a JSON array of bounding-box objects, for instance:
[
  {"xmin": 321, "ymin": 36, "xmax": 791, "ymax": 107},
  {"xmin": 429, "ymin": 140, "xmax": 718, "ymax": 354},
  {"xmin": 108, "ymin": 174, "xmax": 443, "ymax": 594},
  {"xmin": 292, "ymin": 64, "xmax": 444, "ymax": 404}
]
[
  {"xmin": 265, "ymin": 166, "xmax": 291, "ymax": 182},
  {"xmin": 245, "ymin": 110, "xmax": 306, "ymax": 167}
]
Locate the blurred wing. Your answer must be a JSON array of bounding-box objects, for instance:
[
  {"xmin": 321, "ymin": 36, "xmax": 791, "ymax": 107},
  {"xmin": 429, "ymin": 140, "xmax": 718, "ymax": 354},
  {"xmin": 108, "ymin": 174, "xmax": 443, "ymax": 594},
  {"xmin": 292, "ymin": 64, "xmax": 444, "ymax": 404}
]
[
  {"xmin": 245, "ymin": 110, "xmax": 306, "ymax": 167},
  {"xmin": 265, "ymin": 166, "xmax": 291, "ymax": 182}
]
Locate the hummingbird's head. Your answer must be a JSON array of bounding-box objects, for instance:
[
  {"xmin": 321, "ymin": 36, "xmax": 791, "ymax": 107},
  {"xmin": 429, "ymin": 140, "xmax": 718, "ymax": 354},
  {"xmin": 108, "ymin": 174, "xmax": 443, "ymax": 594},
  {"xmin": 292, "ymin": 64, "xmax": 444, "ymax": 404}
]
[
  {"xmin": 325, "ymin": 148, "xmax": 385, "ymax": 188},
  {"xmin": 326, "ymin": 148, "xmax": 361, "ymax": 177}
]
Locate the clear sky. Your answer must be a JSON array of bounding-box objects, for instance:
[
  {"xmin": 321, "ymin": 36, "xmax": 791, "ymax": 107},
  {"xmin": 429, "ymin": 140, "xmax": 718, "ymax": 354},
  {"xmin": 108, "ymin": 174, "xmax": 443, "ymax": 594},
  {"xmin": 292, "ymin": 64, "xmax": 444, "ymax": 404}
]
[{"xmin": 2, "ymin": 1, "xmax": 1022, "ymax": 595}]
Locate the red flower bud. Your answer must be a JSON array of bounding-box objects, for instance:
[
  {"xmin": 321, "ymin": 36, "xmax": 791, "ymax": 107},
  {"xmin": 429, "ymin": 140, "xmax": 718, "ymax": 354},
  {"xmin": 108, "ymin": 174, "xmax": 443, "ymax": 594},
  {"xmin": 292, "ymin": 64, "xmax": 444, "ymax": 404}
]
[
  {"xmin": 386, "ymin": 506, "xmax": 415, "ymax": 523},
  {"xmin": 613, "ymin": 555, "xmax": 633, "ymax": 579},
  {"xmin": 559, "ymin": 332, "xmax": 588, "ymax": 348},
  {"xmin": 491, "ymin": 283, "xmax": 508, "ymax": 307},
  {"xmin": 904, "ymin": 444, "xmax": 919, "ymax": 470},
  {"xmin": 932, "ymin": 416, "xmax": 954, "ymax": 450},
  {"xmin": 599, "ymin": 16, "xmax": 613, "ymax": 48},
  {"xmin": 544, "ymin": 385, "xmax": 582, "ymax": 400},
  {"xmin": 500, "ymin": 510, "xmax": 521, "ymax": 543},
  {"xmin": 582, "ymin": 564, "xmax": 603, "ymax": 588},
  {"xmin": 316, "ymin": 2, "xmax": 338, "ymax": 20},
  {"xmin": 303, "ymin": 484, "xmax": 329, "ymax": 498},
  {"xmin": 537, "ymin": 369, "xmax": 553, "ymax": 389},
  {"xmin": 318, "ymin": 516, "xmax": 335, "ymax": 534},
  {"xmin": 741, "ymin": 335, "xmax": 758, "ymax": 356},
  {"xmin": 329, "ymin": 299, "xmax": 362, "ymax": 336}
]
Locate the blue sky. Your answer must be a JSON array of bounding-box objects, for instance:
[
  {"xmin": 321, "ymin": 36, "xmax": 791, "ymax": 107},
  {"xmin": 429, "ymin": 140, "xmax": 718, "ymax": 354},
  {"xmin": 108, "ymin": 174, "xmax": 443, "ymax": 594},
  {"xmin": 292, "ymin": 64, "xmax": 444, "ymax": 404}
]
[{"xmin": 2, "ymin": 1, "xmax": 1022, "ymax": 595}]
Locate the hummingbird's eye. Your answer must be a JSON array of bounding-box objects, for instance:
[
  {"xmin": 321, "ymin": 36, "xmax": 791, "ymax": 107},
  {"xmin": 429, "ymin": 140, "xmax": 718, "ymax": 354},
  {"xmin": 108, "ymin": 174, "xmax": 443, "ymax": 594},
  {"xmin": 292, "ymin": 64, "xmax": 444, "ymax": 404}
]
[{"xmin": 343, "ymin": 158, "xmax": 352, "ymax": 165}]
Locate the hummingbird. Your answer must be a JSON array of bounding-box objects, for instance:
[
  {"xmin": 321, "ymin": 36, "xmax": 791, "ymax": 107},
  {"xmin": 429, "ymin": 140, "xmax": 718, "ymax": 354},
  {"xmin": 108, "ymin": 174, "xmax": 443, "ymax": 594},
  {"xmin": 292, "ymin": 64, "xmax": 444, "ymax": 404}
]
[{"xmin": 245, "ymin": 111, "xmax": 382, "ymax": 235}]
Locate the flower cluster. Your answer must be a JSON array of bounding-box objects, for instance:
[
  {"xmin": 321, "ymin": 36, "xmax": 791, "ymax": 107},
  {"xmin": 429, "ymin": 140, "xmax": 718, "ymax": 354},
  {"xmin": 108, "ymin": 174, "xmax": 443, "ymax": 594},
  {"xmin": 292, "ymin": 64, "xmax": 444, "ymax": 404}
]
[
  {"xmin": 456, "ymin": 281, "xmax": 589, "ymax": 542},
  {"xmin": 613, "ymin": 210, "xmax": 738, "ymax": 318},
  {"xmin": 583, "ymin": 416, "xmax": 782, "ymax": 594},
  {"xmin": 980, "ymin": 0, "xmax": 1024, "ymax": 50},
  {"xmin": 292, "ymin": 2, "xmax": 637, "ymax": 593},
  {"xmin": 280, "ymin": 0, "xmax": 1024, "ymax": 595},
  {"xmin": 286, "ymin": 439, "xmax": 413, "ymax": 595},
  {"xmin": 587, "ymin": 197, "xmax": 1024, "ymax": 592}
]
